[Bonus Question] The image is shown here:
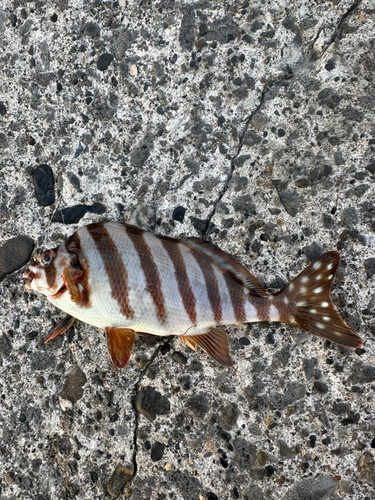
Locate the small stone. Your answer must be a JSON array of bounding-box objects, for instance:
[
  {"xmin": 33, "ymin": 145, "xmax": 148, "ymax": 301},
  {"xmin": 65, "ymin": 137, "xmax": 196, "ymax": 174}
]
[
  {"xmin": 341, "ymin": 413, "xmax": 360, "ymax": 425},
  {"xmin": 97, "ymin": 53, "xmax": 114, "ymax": 71},
  {"xmin": 165, "ymin": 463, "xmax": 172, "ymax": 471},
  {"xmin": 85, "ymin": 22, "xmax": 100, "ymax": 37},
  {"xmin": 0, "ymin": 235, "xmax": 34, "ymax": 282},
  {"xmin": 52, "ymin": 205, "xmax": 88, "ymax": 224},
  {"xmin": 0, "ymin": 101, "xmax": 6, "ymax": 115},
  {"xmin": 186, "ymin": 393, "xmax": 210, "ymax": 419},
  {"xmin": 340, "ymin": 207, "xmax": 359, "ymax": 228},
  {"xmin": 10, "ymin": 14, "xmax": 17, "ymax": 27},
  {"xmin": 33, "ymin": 164, "xmax": 55, "ymax": 206},
  {"xmin": 325, "ymin": 59, "xmax": 335, "ymax": 71},
  {"xmin": 4, "ymin": 472, "xmax": 15, "ymax": 485},
  {"xmin": 60, "ymin": 367, "xmax": 87, "ymax": 404},
  {"xmin": 151, "ymin": 442, "xmax": 165, "ymax": 462},
  {"xmin": 26, "ymin": 330, "xmax": 38, "ymax": 341},
  {"xmin": 130, "ymin": 65, "xmax": 137, "ymax": 76},
  {"xmin": 365, "ymin": 162, "xmax": 375, "ymax": 175},
  {"xmin": 358, "ymin": 451, "xmax": 375, "ymax": 484},
  {"xmin": 0, "ymin": 132, "xmax": 8, "ymax": 148},
  {"xmin": 364, "ymin": 258, "xmax": 375, "ymax": 279},
  {"xmin": 313, "ymin": 381, "xmax": 329, "ymax": 394},
  {"xmin": 257, "ymin": 451, "xmax": 268, "ymax": 466},
  {"xmin": 204, "ymin": 441, "xmax": 213, "ymax": 451},
  {"xmin": 288, "ymin": 475, "xmax": 337, "ymax": 500},
  {"xmin": 50, "ymin": 13, "xmax": 58, "ymax": 22},
  {"xmin": 303, "ymin": 242, "xmax": 322, "ymax": 261},
  {"xmin": 172, "ymin": 206, "xmax": 186, "ymax": 223},
  {"xmin": 278, "ymin": 440, "xmax": 295, "ymax": 459},
  {"xmin": 107, "ymin": 466, "xmax": 133, "ymax": 497},
  {"xmin": 172, "ymin": 351, "xmax": 187, "ymax": 365},
  {"xmin": 135, "ymin": 386, "xmax": 170, "ymax": 421},
  {"xmin": 218, "ymin": 402, "xmax": 239, "ymax": 430}
]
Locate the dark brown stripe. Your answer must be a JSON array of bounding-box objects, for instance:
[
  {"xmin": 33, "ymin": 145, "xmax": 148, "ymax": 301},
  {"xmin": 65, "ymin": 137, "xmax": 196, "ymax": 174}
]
[
  {"xmin": 250, "ymin": 294, "xmax": 270, "ymax": 322},
  {"xmin": 224, "ymin": 273, "xmax": 246, "ymax": 322},
  {"xmin": 126, "ymin": 227, "xmax": 166, "ymax": 323},
  {"xmin": 45, "ymin": 262, "xmax": 57, "ymax": 288},
  {"xmin": 189, "ymin": 248, "xmax": 222, "ymax": 323},
  {"xmin": 88, "ymin": 223, "xmax": 134, "ymax": 319},
  {"xmin": 160, "ymin": 240, "xmax": 197, "ymax": 325}
]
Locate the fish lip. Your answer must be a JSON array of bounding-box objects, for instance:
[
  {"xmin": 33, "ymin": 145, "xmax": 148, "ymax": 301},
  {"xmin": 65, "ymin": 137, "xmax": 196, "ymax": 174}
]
[{"xmin": 23, "ymin": 269, "xmax": 35, "ymax": 289}]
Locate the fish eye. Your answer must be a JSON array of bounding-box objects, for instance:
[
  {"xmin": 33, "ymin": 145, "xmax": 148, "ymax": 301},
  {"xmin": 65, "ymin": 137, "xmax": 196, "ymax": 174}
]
[{"xmin": 41, "ymin": 251, "xmax": 54, "ymax": 266}]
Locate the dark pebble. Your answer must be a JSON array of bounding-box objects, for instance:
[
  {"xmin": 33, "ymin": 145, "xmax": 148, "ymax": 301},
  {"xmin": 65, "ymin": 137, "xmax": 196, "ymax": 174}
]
[
  {"xmin": 365, "ymin": 162, "xmax": 375, "ymax": 175},
  {"xmin": 0, "ymin": 101, "xmax": 6, "ymax": 115},
  {"xmin": 97, "ymin": 53, "xmax": 114, "ymax": 71},
  {"xmin": 303, "ymin": 242, "xmax": 322, "ymax": 261},
  {"xmin": 33, "ymin": 164, "xmax": 55, "ymax": 206},
  {"xmin": 10, "ymin": 14, "xmax": 17, "ymax": 27},
  {"xmin": 85, "ymin": 22, "xmax": 100, "ymax": 37},
  {"xmin": 172, "ymin": 206, "xmax": 186, "ymax": 223},
  {"xmin": 135, "ymin": 386, "xmax": 170, "ymax": 421},
  {"xmin": 172, "ymin": 351, "xmax": 187, "ymax": 365},
  {"xmin": 151, "ymin": 442, "xmax": 165, "ymax": 462},
  {"xmin": 309, "ymin": 435, "xmax": 316, "ymax": 448},
  {"xmin": 364, "ymin": 258, "xmax": 375, "ymax": 279},
  {"xmin": 322, "ymin": 436, "xmax": 331, "ymax": 446},
  {"xmin": 106, "ymin": 466, "xmax": 133, "ymax": 497},
  {"xmin": 52, "ymin": 203, "xmax": 106, "ymax": 224},
  {"xmin": 218, "ymin": 116, "xmax": 225, "ymax": 126},
  {"xmin": 278, "ymin": 128, "xmax": 285, "ymax": 137},
  {"xmin": 207, "ymin": 494, "xmax": 219, "ymax": 500},
  {"xmin": 219, "ymin": 458, "xmax": 229, "ymax": 468},
  {"xmin": 325, "ymin": 59, "xmax": 335, "ymax": 71},
  {"xmin": 0, "ymin": 235, "xmax": 34, "ymax": 282},
  {"xmin": 371, "ymin": 437, "xmax": 375, "ymax": 448},
  {"xmin": 186, "ymin": 393, "xmax": 209, "ymax": 419},
  {"xmin": 19, "ymin": 413, "xmax": 26, "ymax": 422},
  {"xmin": 0, "ymin": 132, "xmax": 8, "ymax": 148},
  {"xmin": 239, "ymin": 337, "xmax": 250, "ymax": 346},
  {"xmin": 60, "ymin": 367, "xmax": 87, "ymax": 404},
  {"xmin": 26, "ymin": 331, "xmax": 38, "ymax": 341},
  {"xmin": 265, "ymin": 465, "xmax": 275, "ymax": 477},
  {"xmin": 50, "ymin": 13, "xmax": 57, "ymax": 22},
  {"xmin": 342, "ymin": 413, "xmax": 360, "ymax": 425},
  {"xmin": 340, "ymin": 207, "xmax": 359, "ymax": 228},
  {"xmin": 313, "ymin": 381, "xmax": 329, "ymax": 394}
]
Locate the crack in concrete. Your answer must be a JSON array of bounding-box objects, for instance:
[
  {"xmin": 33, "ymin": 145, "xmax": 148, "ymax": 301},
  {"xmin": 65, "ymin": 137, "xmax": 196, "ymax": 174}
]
[
  {"xmin": 321, "ymin": 0, "xmax": 362, "ymax": 56},
  {"xmin": 129, "ymin": 339, "xmax": 171, "ymax": 488},
  {"xmin": 201, "ymin": 85, "xmax": 270, "ymax": 239}
]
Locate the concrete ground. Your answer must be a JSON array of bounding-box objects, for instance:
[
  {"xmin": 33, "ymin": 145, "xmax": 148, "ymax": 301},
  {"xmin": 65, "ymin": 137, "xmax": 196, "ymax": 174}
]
[{"xmin": 0, "ymin": 0, "xmax": 374, "ymax": 499}]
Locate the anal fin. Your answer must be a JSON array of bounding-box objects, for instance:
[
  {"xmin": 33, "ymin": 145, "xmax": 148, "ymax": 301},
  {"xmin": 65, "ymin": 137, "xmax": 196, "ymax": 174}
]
[
  {"xmin": 105, "ymin": 327, "xmax": 136, "ymax": 369},
  {"xmin": 181, "ymin": 327, "xmax": 234, "ymax": 367},
  {"xmin": 45, "ymin": 315, "xmax": 76, "ymax": 344}
]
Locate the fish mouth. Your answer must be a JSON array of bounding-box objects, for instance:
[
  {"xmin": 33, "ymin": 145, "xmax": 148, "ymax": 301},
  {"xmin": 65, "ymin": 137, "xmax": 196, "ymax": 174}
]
[{"xmin": 23, "ymin": 269, "xmax": 35, "ymax": 289}]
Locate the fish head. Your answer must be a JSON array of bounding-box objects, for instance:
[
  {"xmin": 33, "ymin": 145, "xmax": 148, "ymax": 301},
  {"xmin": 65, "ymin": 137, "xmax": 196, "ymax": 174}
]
[{"xmin": 23, "ymin": 242, "xmax": 82, "ymax": 297}]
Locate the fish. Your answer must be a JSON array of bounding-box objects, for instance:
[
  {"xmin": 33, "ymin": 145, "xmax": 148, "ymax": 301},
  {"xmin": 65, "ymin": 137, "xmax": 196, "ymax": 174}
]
[{"xmin": 23, "ymin": 221, "xmax": 363, "ymax": 369}]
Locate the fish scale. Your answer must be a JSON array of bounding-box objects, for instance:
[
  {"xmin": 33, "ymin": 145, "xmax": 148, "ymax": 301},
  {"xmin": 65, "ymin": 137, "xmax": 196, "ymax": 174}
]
[{"xmin": 23, "ymin": 221, "xmax": 363, "ymax": 369}]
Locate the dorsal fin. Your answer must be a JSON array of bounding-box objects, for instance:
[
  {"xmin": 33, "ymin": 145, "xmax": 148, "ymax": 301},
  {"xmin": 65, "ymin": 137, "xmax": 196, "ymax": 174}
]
[
  {"xmin": 181, "ymin": 236, "xmax": 268, "ymax": 297},
  {"xmin": 181, "ymin": 327, "xmax": 234, "ymax": 367},
  {"xmin": 105, "ymin": 327, "xmax": 136, "ymax": 369}
]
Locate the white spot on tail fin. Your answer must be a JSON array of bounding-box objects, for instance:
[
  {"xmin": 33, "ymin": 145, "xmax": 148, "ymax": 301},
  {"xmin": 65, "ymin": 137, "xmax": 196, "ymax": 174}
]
[
  {"xmin": 300, "ymin": 286, "xmax": 307, "ymax": 294},
  {"xmin": 315, "ymin": 274, "xmax": 322, "ymax": 281},
  {"xmin": 326, "ymin": 263, "xmax": 333, "ymax": 270},
  {"xmin": 301, "ymin": 276, "xmax": 308, "ymax": 284},
  {"xmin": 327, "ymin": 274, "xmax": 333, "ymax": 280},
  {"xmin": 316, "ymin": 323, "xmax": 325, "ymax": 329},
  {"xmin": 268, "ymin": 295, "xmax": 274, "ymax": 301},
  {"xmin": 269, "ymin": 305, "xmax": 279, "ymax": 321},
  {"xmin": 321, "ymin": 301, "xmax": 329, "ymax": 307},
  {"xmin": 289, "ymin": 283, "xmax": 294, "ymax": 291},
  {"xmin": 296, "ymin": 300, "xmax": 306, "ymax": 307},
  {"xmin": 313, "ymin": 261, "xmax": 322, "ymax": 270},
  {"xmin": 314, "ymin": 286, "xmax": 323, "ymax": 294},
  {"xmin": 283, "ymin": 296, "xmax": 289, "ymax": 305},
  {"xmin": 309, "ymin": 308, "xmax": 317, "ymax": 314},
  {"xmin": 322, "ymin": 316, "xmax": 330, "ymax": 322}
]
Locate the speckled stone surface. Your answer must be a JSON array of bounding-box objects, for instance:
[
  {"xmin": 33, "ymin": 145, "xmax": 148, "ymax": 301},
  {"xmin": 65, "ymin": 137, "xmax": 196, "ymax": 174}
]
[{"xmin": 0, "ymin": 1, "xmax": 374, "ymax": 499}]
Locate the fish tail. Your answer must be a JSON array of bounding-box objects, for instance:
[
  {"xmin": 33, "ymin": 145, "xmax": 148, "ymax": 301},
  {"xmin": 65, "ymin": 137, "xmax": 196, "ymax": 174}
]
[{"xmin": 274, "ymin": 251, "xmax": 363, "ymax": 348}]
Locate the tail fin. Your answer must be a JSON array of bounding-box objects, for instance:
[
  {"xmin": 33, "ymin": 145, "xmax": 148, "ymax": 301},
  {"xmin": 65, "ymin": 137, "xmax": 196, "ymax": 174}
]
[{"xmin": 276, "ymin": 251, "xmax": 363, "ymax": 348}]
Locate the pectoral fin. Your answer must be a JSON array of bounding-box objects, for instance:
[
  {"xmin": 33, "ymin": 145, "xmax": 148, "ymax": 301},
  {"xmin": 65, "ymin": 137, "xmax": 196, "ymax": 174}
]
[
  {"xmin": 45, "ymin": 315, "xmax": 76, "ymax": 344},
  {"xmin": 62, "ymin": 267, "xmax": 81, "ymax": 305},
  {"xmin": 181, "ymin": 327, "xmax": 234, "ymax": 368},
  {"xmin": 105, "ymin": 327, "xmax": 136, "ymax": 369}
]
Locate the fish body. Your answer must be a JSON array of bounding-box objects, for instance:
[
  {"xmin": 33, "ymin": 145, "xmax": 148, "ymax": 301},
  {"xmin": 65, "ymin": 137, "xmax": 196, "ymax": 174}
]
[{"xmin": 24, "ymin": 222, "xmax": 363, "ymax": 369}]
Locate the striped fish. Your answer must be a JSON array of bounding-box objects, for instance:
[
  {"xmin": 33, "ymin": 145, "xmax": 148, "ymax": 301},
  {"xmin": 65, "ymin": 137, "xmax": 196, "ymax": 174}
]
[{"xmin": 23, "ymin": 222, "xmax": 363, "ymax": 369}]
